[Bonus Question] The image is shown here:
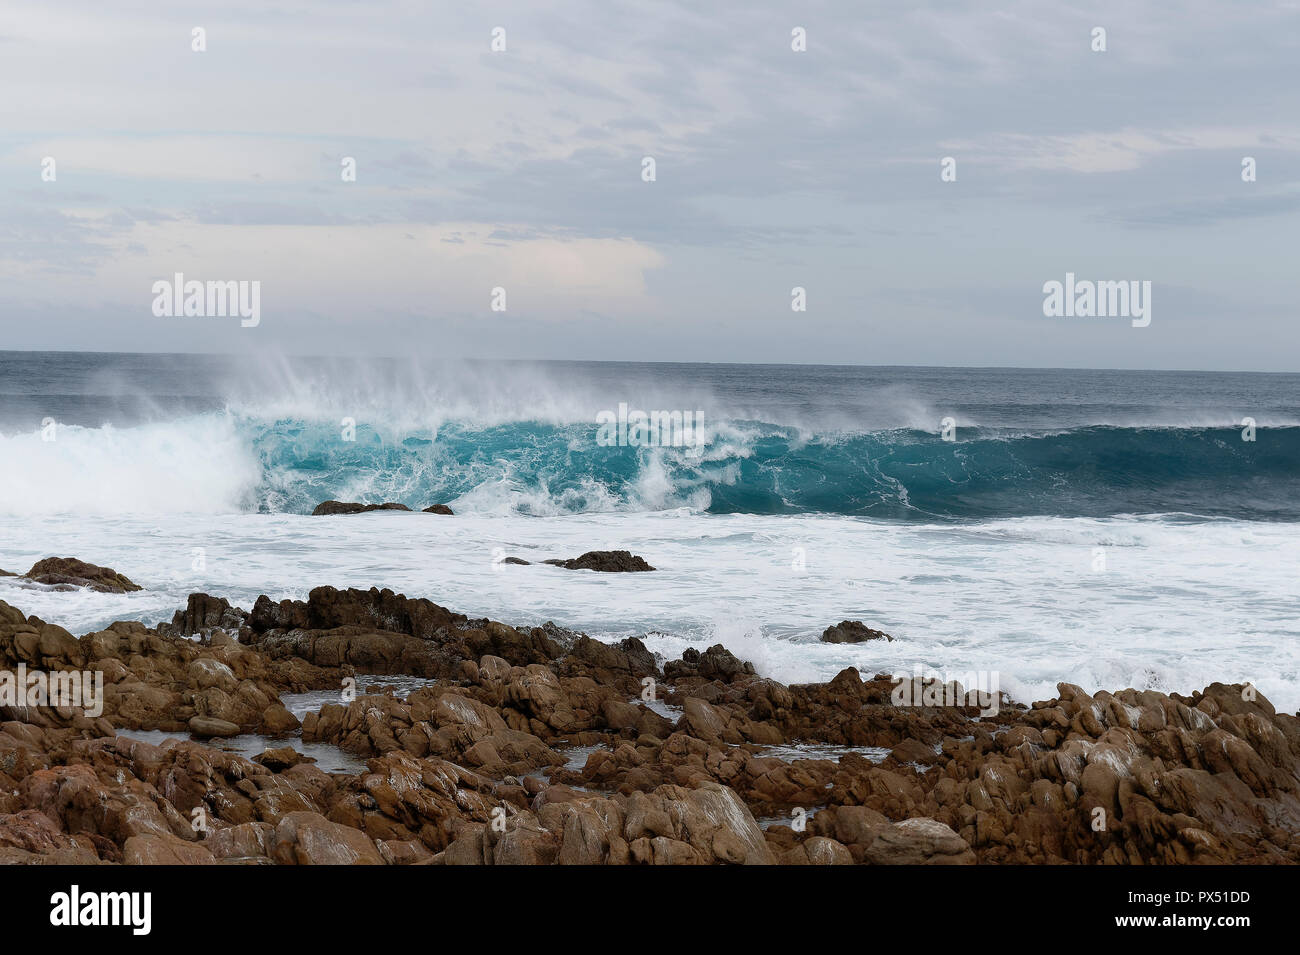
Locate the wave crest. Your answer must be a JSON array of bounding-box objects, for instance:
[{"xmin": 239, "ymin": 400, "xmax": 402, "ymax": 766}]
[{"xmin": 2, "ymin": 414, "xmax": 1296, "ymax": 520}]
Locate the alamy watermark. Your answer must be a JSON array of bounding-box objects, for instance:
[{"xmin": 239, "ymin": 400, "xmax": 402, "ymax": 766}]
[
  {"xmin": 152, "ymin": 273, "xmax": 261, "ymax": 327},
  {"xmin": 1, "ymin": 665, "xmax": 104, "ymax": 717},
  {"xmin": 596, "ymin": 403, "xmax": 705, "ymax": 454},
  {"xmin": 891, "ymin": 665, "xmax": 1001, "ymax": 717},
  {"xmin": 1043, "ymin": 272, "xmax": 1150, "ymax": 328},
  {"xmin": 50, "ymin": 885, "xmax": 150, "ymax": 935}
]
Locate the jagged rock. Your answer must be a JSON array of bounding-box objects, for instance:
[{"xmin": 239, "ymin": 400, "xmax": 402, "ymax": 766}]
[
  {"xmin": 254, "ymin": 747, "xmax": 315, "ymax": 772},
  {"xmin": 0, "ymin": 808, "xmax": 102, "ymax": 864},
  {"xmin": 863, "ymin": 818, "xmax": 976, "ymax": 865},
  {"xmin": 2, "ymin": 585, "xmax": 1299, "ymax": 867},
  {"xmin": 22, "ymin": 557, "xmax": 141, "ymax": 593},
  {"xmin": 311, "ymin": 501, "xmax": 411, "ymax": 515},
  {"xmin": 821, "ymin": 620, "xmax": 894, "ymax": 644},
  {"xmin": 379, "ymin": 838, "xmax": 435, "ymax": 864},
  {"xmin": 157, "ymin": 593, "xmax": 248, "ymax": 640},
  {"xmin": 123, "ymin": 832, "xmax": 217, "ymax": 865},
  {"xmin": 624, "ymin": 783, "xmax": 773, "ymax": 864},
  {"xmin": 204, "ymin": 822, "xmax": 274, "ymax": 860},
  {"xmin": 664, "ymin": 644, "xmax": 754, "ymax": 683},
  {"xmin": 249, "ymin": 586, "xmax": 465, "ymax": 640},
  {"xmin": 555, "ymin": 634, "xmax": 658, "ymax": 693},
  {"xmin": 0, "ymin": 598, "xmax": 333, "ymax": 735},
  {"xmin": 271, "ymin": 811, "xmax": 384, "ymax": 865},
  {"xmin": 782, "ymin": 836, "xmax": 854, "ymax": 865},
  {"xmin": 543, "ymin": 551, "xmax": 655, "ymax": 572}
]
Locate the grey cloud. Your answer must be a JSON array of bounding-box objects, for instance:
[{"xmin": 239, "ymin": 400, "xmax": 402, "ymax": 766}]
[{"xmin": 0, "ymin": 0, "xmax": 1297, "ymax": 367}]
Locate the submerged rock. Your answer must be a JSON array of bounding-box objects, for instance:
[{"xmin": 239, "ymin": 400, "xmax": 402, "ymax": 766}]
[
  {"xmin": 820, "ymin": 620, "xmax": 894, "ymax": 644},
  {"xmin": 22, "ymin": 557, "xmax": 142, "ymax": 593},
  {"xmin": 543, "ymin": 550, "xmax": 655, "ymax": 572},
  {"xmin": 311, "ymin": 501, "xmax": 411, "ymax": 515}
]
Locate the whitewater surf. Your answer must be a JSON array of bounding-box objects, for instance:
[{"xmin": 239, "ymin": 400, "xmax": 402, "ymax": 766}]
[{"xmin": 2, "ymin": 353, "xmax": 1297, "ymax": 711}]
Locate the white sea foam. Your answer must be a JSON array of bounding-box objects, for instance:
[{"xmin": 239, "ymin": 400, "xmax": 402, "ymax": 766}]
[
  {"xmin": 0, "ymin": 418, "xmax": 262, "ymax": 516},
  {"xmin": 1, "ymin": 510, "xmax": 1296, "ymax": 711}
]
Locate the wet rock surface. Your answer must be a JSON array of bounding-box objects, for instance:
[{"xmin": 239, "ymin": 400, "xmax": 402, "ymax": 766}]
[
  {"xmin": 157, "ymin": 593, "xmax": 248, "ymax": 641},
  {"xmin": 20, "ymin": 557, "xmax": 142, "ymax": 593},
  {"xmin": 543, "ymin": 551, "xmax": 655, "ymax": 572},
  {"xmin": 821, "ymin": 620, "xmax": 893, "ymax": 644},
  {"xmin": 1, "ymin": 587, "xmax": 1297, "ymax": 865},
  {"xmin": 311, "ymin": 501, "xmax": 412, "ymax": 515}
]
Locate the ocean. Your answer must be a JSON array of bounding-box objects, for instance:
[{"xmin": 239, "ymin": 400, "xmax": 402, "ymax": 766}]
[{"xmin": 1, "ymin": 351, "xmax": 1298, "ymax": 710}]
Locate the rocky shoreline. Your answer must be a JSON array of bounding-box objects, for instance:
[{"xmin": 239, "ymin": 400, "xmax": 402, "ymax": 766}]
[{"xmin": 1, "ymin": 569, "xmax": 1297, "ymax": 865}]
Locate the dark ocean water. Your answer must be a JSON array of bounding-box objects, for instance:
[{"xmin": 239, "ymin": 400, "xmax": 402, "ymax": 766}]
[{"xmin": 2, "ymin": 350, "xmax": 1298, "ymax": 521}]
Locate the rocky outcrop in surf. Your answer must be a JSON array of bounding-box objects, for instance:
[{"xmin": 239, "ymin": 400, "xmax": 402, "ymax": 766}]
[
  {"xmin": 821, "ymin": 620, "xmax": 894, "ymax": 643},
  {"xmin": 156, "ymin": 593, "xmax": 248, "ymax": 642},
  {"xmin": 311, "ymin": 501, "xmax": 412, "ymax": 515},
  {"xmin": 19, "ymin": 557, "xmax": 142, "ymax": 593},
  {"xmin": 0, "ymin": 597, "xmax": 330, "ymax": 737},
  {"xmin": 543, "ymin": 550, "xmax": 655, "ymax": 572}
]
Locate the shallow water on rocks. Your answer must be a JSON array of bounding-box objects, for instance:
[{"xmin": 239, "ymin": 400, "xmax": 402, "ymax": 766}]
[
  {"xmin": 114, "ymin": 728, "xmax": 371, "ymax": 774},
  {"xmin": 114, "ymin": 677, "xmax": 442, "ymax": 775},
  {"xmin": 558, "ymin": 743, "xmax": 608, "ymax": 771},
  {"xmin": 641, "ymin": 698, "xmax": 683, "ymax": 720},
  {"xmin": 756, "ymin": 742, "xmax": 892, "ymax": 763},
  {"xmin": 756, "ymin": 805, "xmax": 828, "ymax": 830},
  {"xmin": 10, "ymin": 507, "xmax": 1297, "ymax": 711},
  {"xmin": 280, "ymin": 675, "xmax": 440, "ymax": 720}
]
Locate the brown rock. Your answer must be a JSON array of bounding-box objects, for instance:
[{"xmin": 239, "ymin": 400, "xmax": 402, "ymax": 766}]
[
  {"xmin": 311, "ymin": 501, "xmax": 411, "ymax": 515},
  {"xmin": 864, "ymin": 818, "xmax": 976, "ymax": 865},
  {"xmin": 271, "ymin": 811, "xmax": 385, "ymax": 865},
  {"xmin": 260, "ymin": 703, "xmax": 301, "ymax": 735},
  {"xmin": 803, "ymin": 836, "xmax": 855, "ymax": 865},
  {"xmin": 157, "ymin": 593, "xmax": 248, "ymax": 639},
  {"xmin": 253, "ymin": 747, "xmax": 314, "ymax": 772},
  {"xmin": 23, "ymin": 557, "xmax": 142, "ymax": 593},
  {"xmin": 543, "ymin": 550, "xmax": 655, "ymax": 572},
  {"xmin": 204, "ymin": 822, "xmax": 273, "ymax": 860},
  {"xmin": 123, "ymin": 832, "xmax": 217, "ymax": 865},
  {"xmin": 188, "ymin": 716, "xmax": 240, "ymax": 738},
  {"xmin": 821, "ymin": 620, "xmax": 893, "ymax": 644}
]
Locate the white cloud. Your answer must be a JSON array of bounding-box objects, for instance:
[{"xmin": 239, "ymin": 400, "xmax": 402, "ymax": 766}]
[
  {"xmin": 9, "ymin": 136, "xmax": 332, "ymax": 183},
  {"xmin": 1, "ymin": 217, "xmax": 666, "ymax": 320},
  {"xmin": 943, "ymin": 126, "xmax": 1300, "ymax": 173}
]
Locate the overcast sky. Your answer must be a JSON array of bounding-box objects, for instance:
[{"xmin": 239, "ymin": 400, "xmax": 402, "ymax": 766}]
[{"xmin": 1, "ymin": 0, "xmax": 1297, "ymax": 369}]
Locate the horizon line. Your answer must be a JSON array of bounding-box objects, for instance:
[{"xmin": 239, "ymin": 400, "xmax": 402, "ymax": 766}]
[{"xmin": 0, "ymin": 347, "xmax": 1295, "ymax": 377}]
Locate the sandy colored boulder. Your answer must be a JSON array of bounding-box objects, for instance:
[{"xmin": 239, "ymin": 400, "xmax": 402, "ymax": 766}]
[
  {"xmin": 271, "ymin": 811, "xmax": 384, "ymax": 865},
  {"xmin": 864, "ymin": 818, "xmax": 975, "ymax": 865},
  {"xmin": 124, "ymin": 832, "xmax": 217, "ymax": 865}
]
